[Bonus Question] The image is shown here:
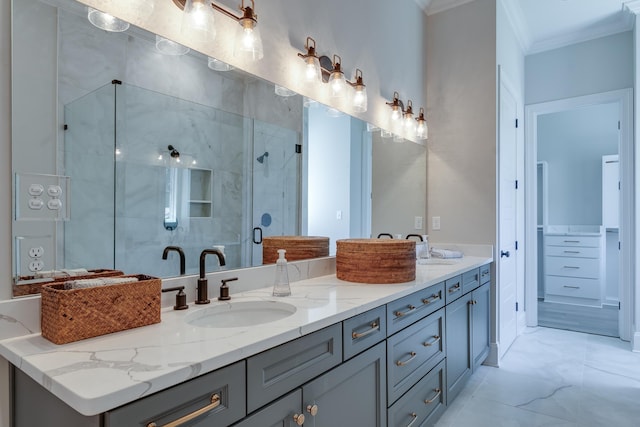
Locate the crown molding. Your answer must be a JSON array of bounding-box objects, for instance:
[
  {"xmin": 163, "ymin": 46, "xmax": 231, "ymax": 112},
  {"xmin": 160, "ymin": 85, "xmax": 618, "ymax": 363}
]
[
  {"xmin": 624, "ymin": 0, "xmax": 640, "ymax": 15},
  {"xmin": 499, "ymin": 0, "xmax": 531, "ymax": 53},
  {"xmin": 426, "ymin": 0, "xmax": 476, "ymax": 16},
  {"xmin": 527, "ymin": 16, "xmax": 634, "ymax": 55}
]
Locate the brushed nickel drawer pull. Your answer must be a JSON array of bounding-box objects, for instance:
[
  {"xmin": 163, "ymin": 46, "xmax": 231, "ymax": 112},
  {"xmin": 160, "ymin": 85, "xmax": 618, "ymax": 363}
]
[
  {"xmin": 396, "ymin": 351, "xmax": 417, "ymax": 366},
  {"xmin": 563, "ymin": 285, "xmax": 580, "ymax": 289},
  {"xmin": 563, "ymin": 266, "xmax": 580, "ymax": 269},
  {"xmin": 424, "ymin": 388, "xmax": 442, "ymax": 404},
  {"xmin": 448, "ymin": 284, "xmax": 461, "ymax": 293},
  {"xmin": 395, "ymin": 305, "xmax": 417, "ymax": 317},
  {"xmin": 406, "ymin": 412, "xmax": 418, "ymax": 427},
  {"xmin": 147, "ymin": 394, "xmax": 220, "ymax": 427},
  {"xmin": 352, "ymin": 321, "xmax": 379, "ymax": 339},
  {"xmin": 422, "ymin": 294, "xmax": 440, "ymax": 305},
  {"xmin": 423, "ymin": 335, "xmax": 441, "ymax": 347}
]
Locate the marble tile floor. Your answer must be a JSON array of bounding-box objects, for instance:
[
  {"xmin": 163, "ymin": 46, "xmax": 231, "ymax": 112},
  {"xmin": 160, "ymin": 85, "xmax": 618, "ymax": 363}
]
[{"xmin": 435, "ymin": 327, "xmax": 640, "ymax": 427}]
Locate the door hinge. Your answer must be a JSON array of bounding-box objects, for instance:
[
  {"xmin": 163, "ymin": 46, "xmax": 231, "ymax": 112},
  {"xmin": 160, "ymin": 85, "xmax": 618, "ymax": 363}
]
[
  {"xmin": 515, "ymin": 241, "xmax": 518, "ymax": 250},
  {"xmin": 618, "ymin": 120, "xmax": 621, "ymax": 130},
  {"xmin": 618, "ymin": 181, "xmax": 621, "ymax": 191},
  {"xmin": 63, "ymin": 124, "xmax": 68, "ymax": 131},
  {"xmin": 515, "ymin": 180, "xmax": 519, "ymax": 189},
  {"xmin": 515, "ymin": 118, "xmax": 519, "ymax": 128},
  {"xmin": 619, "ymin": 301, "xmax": 621, "ymax": 310},
  {"xmin": 619, "ymin": 241, "xmax": 621, "ymax": 250},
  {"xmin": 515, "ymin": 302, "xmax": 519, "ymax": 312},
  {"xmin": 295, "ymin": 144, "xmax": 302, "ymax": 154}
]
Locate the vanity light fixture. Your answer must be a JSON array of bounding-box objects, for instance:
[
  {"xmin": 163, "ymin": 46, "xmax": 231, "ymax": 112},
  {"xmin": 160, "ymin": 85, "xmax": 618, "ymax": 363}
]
[
  {"xmin": 172, "ymin": 0, "xmax": 263, "ymax": 61},
  {"xmin": 403, "ymin": 100, "xmax": 415, "ymax": 132},
  {"xmin": 328, "ymin": 55, "xmax": 347, "ymax": 99},
  {"xmin": 87, "ymin": 7, "xmax": 130, "ymax": 32},
  {"xmin": 156, "ymin": 35, "xmax": 190, "ymax": 55},
  {"xmin": 386, "ymin": 92, "xmax": 404, "ymax": 122},
  {"xmin": 415, "ymin": 107, "xmax": 428, "ymax": 140},
  {"xmin": 347, "ymin": 69, "xmax": 367, "ymax": 112},
  {"xmin": 297, "ymin": 37, "xmax": 322, "ymax": 83},
  {"xmin": 207, "ymin": 57, "xmax": 234, "ymax": 71}
]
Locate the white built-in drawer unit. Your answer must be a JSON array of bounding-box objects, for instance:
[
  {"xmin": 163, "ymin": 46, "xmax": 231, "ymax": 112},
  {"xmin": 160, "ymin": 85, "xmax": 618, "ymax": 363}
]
[{"xmin": 543, "ymin": 231, "xmax": 604, "ymax": 307}]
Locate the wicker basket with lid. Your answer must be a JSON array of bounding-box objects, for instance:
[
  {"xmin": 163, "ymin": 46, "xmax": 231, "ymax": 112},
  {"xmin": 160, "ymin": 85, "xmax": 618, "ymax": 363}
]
[
  {"xmin": 263, "ymin": 236, "xmax": 329, "ymax": 264},
  {"xmin": 336, "ymin": 238, "xmax": 416, "ymax": 284}
]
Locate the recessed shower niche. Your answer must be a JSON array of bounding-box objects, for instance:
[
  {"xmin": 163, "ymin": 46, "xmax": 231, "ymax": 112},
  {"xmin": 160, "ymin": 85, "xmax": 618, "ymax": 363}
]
[{"xmin": 189, "ymin": 169, "xmax": 213, "ymax": 218}]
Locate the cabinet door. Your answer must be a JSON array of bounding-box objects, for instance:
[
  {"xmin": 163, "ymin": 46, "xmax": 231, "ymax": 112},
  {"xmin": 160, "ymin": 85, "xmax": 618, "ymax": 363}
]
[
  {"xmin": 232, "ymin": 390, "xmax": 304, "ymax": 427},
  {"xmin": 445, "ymin": 292, "xmax": 471, "ymax": 404},
  {"xmin": 471, "ymin": 282, "xmax": 490, "ymax": 370},
  {"xmin": 302, "ymin": 341, "xmax": 386, "ymax": 427}
]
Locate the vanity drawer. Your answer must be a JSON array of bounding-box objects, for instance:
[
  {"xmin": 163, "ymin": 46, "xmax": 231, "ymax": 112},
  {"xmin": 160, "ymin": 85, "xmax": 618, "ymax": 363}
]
[
  {"xmin": 480, "ymin": 264, "xmax": 491, "ymax": 285},
  {"xmin": 105, "ymin": 360, "xmax": 246, "ymax": 427},
  {"xmin": 545, "ymin": 276, "xmax": 600, "ymax": 300},
  {"xmin": 387, "ymin": 282, "xmax": 445, "ymax": 335},
  {"xmin": 387, "ymin": 308, "xmax": 445, "ymax": 404},
  {"xmin": 545, "ymin": 246, "xmax": 600, "ymax": 259},
  {"xmin": 343, "ymin": 305, "xmax": 387, "ymax": 360},
  {"xmin": 246, "ymin": 324, "xmax": 342, "ymax": 413},
  {"xmin": 445, "ymin": 275, "xmax": 463, "ymax": 304},
  {"xmin": 545, "ymin": 256, "xmax": 599, "ymax": 279},
  {"xmin": 387, "ymin": 359, "xmax": 446, "ymax": 427},
  {"xmin": 231, "ymin": 389, "xmax": 303, "ymax": 427},
  {"xmin": 545, "ymin": 235, "xmax": 600, "ymax": 248},
  {"xmin": 462, "ymin": 268, "xmax": 480, "ymax": 294}
]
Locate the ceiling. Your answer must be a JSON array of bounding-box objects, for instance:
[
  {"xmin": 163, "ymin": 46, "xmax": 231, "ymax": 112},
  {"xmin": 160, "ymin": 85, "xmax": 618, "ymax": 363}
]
[{"xmin": 415, "ymin": 0, "xmax": 638, "ymax": 54}]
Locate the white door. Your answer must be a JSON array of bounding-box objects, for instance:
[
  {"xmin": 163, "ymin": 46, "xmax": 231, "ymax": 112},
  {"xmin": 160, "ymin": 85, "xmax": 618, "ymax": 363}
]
[{"xmin": 498, "ymin": 76, "xmax": 519, "ymax": 358}]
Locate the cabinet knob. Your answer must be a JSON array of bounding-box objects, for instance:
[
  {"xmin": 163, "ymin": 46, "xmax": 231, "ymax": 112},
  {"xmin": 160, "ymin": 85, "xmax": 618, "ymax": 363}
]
[
  {"xmin": 306, "ymin": 404, "xmax": 319, "ymax": 416},
  {"xmin": 293, "ymin": 413, "xmax": 305, "ymax": 425}
]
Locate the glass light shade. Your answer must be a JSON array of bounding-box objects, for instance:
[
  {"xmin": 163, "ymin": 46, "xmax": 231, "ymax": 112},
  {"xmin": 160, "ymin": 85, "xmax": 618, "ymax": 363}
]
[
  {"xmin": 181, "ymin": 0, "xmax": 216, "ymax": 42},
  {"xmin": 390, "ymin": 106, "xmax": 402, "ymax": 121},
  {"xmin": 404, "ymin": 113, "xmax": 416, "ymax": 132},
  {"xmin": 366, "ymin": 122, "xmax": 380, "ymax": 132},
  {"xmin": 303, "ymin": 57, "xmax": 322, "ymax": 83},
  {"xmin": 208, "ymin": 57, "xmax": 234, "ymax": 71},
  {"xmin": 156, "ymin": 36, "xmax": 190, "ymax": 55},
  {"xmin": 275, "ymin": 85, "xmax": 297, "ymax": 97},
  {"xmin": 329, "ymin": 71, "xmax": 346, "ymax": 99},
  {"xmin": 381, "ymin": 129, "xmax": 393, "ymax": 139},
  {"xmin": 87, "ymin": 7, "xmax": 130, "ymax": 32},
  {"xmin": 352, "ymin": 85, "xmax": 367, "ymax": 112},
  {"xmin": 416, "ymin": 120, "xmax": 428, "ymax": 140},
  {"xmin": 234, "ymin": 20, "xmax": 264, "ymax": 61},
  {"xmin": 303, "ymin": 97, "xmax": 318, "ymax": 108}
]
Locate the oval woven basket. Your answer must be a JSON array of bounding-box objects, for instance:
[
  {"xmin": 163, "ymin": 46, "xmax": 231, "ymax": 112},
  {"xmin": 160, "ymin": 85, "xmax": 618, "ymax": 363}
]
[
  {"xmin": 336, "ymin": 238, "xmax": 416, "ymax": 284},
  {"xmin": 263, "ymin": 236, "xmax": 329, "ymax": 264}
]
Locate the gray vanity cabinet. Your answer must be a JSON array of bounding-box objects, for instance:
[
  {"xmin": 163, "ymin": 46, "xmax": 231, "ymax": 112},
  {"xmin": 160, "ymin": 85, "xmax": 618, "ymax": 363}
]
[
  {"xmin": 444, "ymin": 292, "xmax": 472, "ymax": 404},
  {"xmin": 302, "ymin": 341, "xmax": 387, "ymax": 427},
  {"xmin": 231, "ymin": 390, "xmax": 304, "ymax": 427}
]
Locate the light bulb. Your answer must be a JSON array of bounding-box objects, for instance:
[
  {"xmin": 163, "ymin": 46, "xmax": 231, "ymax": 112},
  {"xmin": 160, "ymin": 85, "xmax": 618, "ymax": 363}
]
[
  {"xmin": 352, "ymin": 86, "xmax": 367, "ymax": 113},
  {"xmin": 234, "ymin": 20, "xmax": 263, "ymax": 61},
  {"xmin": 416, "ymin": 120, "xmax": 428, "ymax": 140},
  {"xmin": 404, "ymin": 114, "xmax": 415, "ymax": 130},
  {"xmin": 304, "ymin": 58, "xmax": 321, "ymax": 82},
  {"xmin": 181, "ymin": 0, "xmax": 216, "ymax": 42},
  {"xmin": 391, "ymin": 106, "xmax": 402, "ymax": 121},
  {"xmin": 329, "ymin": 72, "xmax": 346, "ymax": 98},
  {"xmin": 87, "ymin": 7, "xmax": 130, "ymax": 32}
]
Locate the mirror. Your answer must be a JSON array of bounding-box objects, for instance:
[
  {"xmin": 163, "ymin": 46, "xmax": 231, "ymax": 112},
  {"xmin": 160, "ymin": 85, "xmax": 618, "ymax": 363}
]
[{"xmin": 11, "ymin": 0, "xmax": 426, "ymax": 296}]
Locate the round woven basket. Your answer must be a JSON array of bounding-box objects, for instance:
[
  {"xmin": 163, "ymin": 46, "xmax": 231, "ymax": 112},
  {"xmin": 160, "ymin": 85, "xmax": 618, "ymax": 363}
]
[
  {"xmin": 336, "ymin": 238, "xmax": 416, "ymax": 284},
  {"xmin": 263, "ymin": 236, "xmax": 330, "ymax": 264}
]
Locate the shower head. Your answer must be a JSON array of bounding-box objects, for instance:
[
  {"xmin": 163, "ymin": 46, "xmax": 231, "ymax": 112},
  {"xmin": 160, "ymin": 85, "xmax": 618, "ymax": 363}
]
[
  {"xmin": 168, "ymin": 145, "xmax": 180, "ymax": 158},
  {"xmin": 257, "ymin": 152, "xmax": 269, "ymax": 163}
]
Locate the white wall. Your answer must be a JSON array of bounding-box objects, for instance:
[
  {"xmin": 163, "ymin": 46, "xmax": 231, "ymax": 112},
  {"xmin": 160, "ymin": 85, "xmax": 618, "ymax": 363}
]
[
  {"xmin": 426, "ymin": 0, "xmax": 497, "ymax": 245},
  {"xmin": 525, "ymin": 32, "xmax": 634, "ymax": 105},
  {"xmin": 537, "ymin": 103, "xmax": 619, "ymax": 225}
]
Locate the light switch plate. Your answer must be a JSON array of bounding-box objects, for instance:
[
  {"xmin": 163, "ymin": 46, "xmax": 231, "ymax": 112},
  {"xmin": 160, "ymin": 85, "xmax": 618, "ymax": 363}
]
[{"xmin": 432, "ymin": 216, "xmax": 441, "ymax": 231}]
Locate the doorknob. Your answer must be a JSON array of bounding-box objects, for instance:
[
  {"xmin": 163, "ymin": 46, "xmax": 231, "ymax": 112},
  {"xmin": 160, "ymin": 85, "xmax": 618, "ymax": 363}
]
[{"xmin": 500, "ymin": 250, "xmax": 510, "ymax": 258}]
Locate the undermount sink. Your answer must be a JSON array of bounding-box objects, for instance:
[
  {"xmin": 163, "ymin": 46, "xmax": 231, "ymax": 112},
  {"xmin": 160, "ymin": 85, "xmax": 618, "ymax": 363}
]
[{"xmin": 185, "ymin": 300, "xmax": 297, "ymax": 328}]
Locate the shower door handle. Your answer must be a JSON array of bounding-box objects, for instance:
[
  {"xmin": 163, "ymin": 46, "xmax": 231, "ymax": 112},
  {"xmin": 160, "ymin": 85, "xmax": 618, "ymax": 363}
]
[{"xmin": 253, "ymin": 227, "xmax": 263, "ymax": 244}]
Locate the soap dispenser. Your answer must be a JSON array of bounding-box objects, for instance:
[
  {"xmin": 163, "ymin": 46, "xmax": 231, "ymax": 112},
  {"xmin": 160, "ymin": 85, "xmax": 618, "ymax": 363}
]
[
  {"xmin": 417, "ymin": 234, "xmax": 430, "ymax": 263},
  {"xmin": 272, "ymin": 249, "xmax": 291, "ymax": 297}
]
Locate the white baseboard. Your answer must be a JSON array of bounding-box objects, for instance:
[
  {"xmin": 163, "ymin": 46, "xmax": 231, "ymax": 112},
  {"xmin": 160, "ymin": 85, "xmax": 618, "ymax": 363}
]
[
  {"xmin": 632, "ymin": 331, "xmax": 640, "ymax": 352},
  {"xmin": 484, "ymin": 343, "xmax": 500, "ymax": 367}
]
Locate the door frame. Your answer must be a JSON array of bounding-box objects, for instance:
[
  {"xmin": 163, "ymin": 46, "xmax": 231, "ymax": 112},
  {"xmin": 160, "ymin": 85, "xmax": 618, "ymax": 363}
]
[{"xmin": 524, "ymin": 88, "xmax": 633, "ymax": 342}]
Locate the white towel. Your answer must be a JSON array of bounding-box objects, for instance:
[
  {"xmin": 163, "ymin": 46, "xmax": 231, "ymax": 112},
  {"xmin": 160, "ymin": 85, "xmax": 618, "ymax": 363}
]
[
  {"xmin": 430, "ymin": 248, "xmax": 463, "ymax": 259},
  {"xmin": 65, "ymin": 277, "xmax": 138, "ymax": 290},
  {"xmin": 61, "ymin": 268, "xmax": 90, "ymax": 277}
]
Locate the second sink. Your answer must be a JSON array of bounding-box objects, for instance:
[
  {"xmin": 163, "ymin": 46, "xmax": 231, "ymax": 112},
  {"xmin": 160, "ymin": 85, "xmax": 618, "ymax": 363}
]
[{"xmin": 185, "ymin": 301, "xmax": 297, "ymax": 328}]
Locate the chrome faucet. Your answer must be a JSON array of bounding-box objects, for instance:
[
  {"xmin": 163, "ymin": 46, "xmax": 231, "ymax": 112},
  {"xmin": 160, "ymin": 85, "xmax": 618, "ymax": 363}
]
[
  {"xmin": 196, "ymin": 249, "xmax": 226, "ymax": 304},
  {"xmin": 162, "ymin": 246, "xmax": 186, "ymax": 276}
]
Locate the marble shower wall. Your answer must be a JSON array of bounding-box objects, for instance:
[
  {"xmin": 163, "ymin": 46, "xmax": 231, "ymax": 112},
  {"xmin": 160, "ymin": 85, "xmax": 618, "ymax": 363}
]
[{"xmin": 58, "ymin": 6, "xmax": 301, "ymax": 277}]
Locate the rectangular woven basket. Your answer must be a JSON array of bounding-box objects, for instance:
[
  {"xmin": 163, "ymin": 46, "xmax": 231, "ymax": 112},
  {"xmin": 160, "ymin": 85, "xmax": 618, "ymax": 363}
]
[
  {"xmin": 14, "ymin": 269, "xmax": 124, "ymax": 297},
  {"xmin": 41, "ymin": 274, "xmax": 161, "ymax": 345}
]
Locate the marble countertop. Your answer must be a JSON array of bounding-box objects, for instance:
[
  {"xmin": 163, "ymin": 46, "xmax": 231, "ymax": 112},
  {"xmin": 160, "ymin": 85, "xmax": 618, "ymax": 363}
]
[{"xmin": 0, "ymin": 256, "xmax": 491, "ymax": 416}]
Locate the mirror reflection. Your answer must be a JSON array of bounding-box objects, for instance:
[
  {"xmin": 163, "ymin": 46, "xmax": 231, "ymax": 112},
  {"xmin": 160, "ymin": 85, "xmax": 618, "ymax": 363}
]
[{"xmin": 12, "ymin": 0, "xmax": 426, "ymax": 295}]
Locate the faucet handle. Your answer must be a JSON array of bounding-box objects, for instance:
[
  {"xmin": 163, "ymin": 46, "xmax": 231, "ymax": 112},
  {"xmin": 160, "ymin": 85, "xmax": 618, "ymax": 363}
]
[
  {"xmin": 162, "ymin": 286, "xmax": 188, "ymax": 310},
  {"xmin": 218, "ymin": 277, "xmax": 238, "ymax": 301}
]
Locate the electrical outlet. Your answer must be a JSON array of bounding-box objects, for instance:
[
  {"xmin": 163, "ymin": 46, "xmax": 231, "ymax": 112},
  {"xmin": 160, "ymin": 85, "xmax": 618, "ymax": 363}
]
[
  {"xmin": 28, "ymin": 260, "xmax": 44, "ymax": 272},
  {"xmin": 414, "ymin": 216, "xmax": 423, "ymax": 230},
  {"xmin": 432, "ymin": 216, "xmax": 441, "ymax": 231},
  {"xmin": 29, "ymin": 246, "xmax": 44, "ymax": 258}
]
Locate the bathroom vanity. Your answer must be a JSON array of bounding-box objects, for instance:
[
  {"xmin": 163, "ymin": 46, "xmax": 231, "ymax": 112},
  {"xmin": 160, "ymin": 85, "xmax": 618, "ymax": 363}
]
[{"xmin": 3, "ymin": 257, "xmax": 492, "ymax": 427}]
